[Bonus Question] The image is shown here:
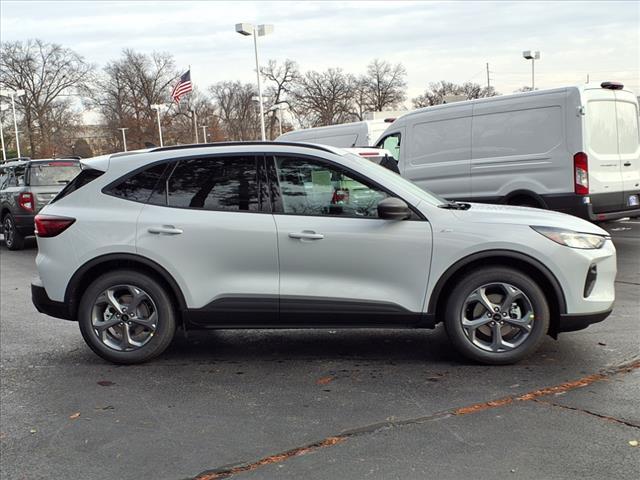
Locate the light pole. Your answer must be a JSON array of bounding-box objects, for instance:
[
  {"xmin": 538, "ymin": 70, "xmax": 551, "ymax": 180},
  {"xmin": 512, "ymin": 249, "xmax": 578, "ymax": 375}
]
[
  {"xmin": 150, "ymin": 104, "xmax": 167, "ymax": 147},
  {"xmin": 117, "ymin": 127, "xmax": 129, "ymax": 152},
  {"xmin": 0, "ymin": 89, "xmax": 26, "ymax": 157},
  {"xmin": 0, "ymin": 103, "xmax": 9, "ymax": 162},
  {"xmin": 269, "ymin": 103, "xmax": 288, "ymax": 137},
  {"xmin": 235, "ymin": 22, "xmax": 274, "ymax": 141},
  {"xmin": 200, "ymin": 125, "xmax": 208, "ymax": 143},
  {"xmin": 522, "ymin": 50, "xmax": 540, "ymax": 90}
]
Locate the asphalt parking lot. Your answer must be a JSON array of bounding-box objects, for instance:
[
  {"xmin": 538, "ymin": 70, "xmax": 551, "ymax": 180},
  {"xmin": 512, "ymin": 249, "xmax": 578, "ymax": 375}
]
[{"xmin": 1, "ymin": 219, "xmax": 638, "ymax": 480}]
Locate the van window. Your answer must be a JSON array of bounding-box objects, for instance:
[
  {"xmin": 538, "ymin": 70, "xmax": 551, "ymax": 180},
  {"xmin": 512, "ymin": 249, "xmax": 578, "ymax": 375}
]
[
  {"xmin": 616, "ymin": 102, "xmax": 639, "ymax": 155},
  {"xmin": 473, "ymin": 106, "xmax": 562, "ymax": 158},
  {"xmin": 587, "ymin": 101, "xmax": 618, "ymax": 155},
  {"xmin": 376, "ymin": 133, "xmax": 401, "ymax": 160},
  {"xmin": 412, "ymin": 117, "xmax": 471, "ymax": 163}
]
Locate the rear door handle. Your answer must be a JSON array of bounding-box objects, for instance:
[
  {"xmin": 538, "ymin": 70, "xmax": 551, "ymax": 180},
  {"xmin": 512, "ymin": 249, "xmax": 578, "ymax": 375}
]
[
  {"xmin": 148, "ymin": 225, "xmax": 183, "ymax": 235},
  {"xmin": 289, "ymin": 231, "xmax": 324, "ymax": 240},
  {"xmin": 624, "ymin": 162, "xmax": 632, "ymax": 167}
]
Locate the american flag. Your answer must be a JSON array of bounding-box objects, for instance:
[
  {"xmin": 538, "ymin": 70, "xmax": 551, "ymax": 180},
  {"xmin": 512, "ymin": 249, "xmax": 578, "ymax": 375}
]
[{"xmin": 171, "ymin": 70, "xmax": 192, "ymax": 103}]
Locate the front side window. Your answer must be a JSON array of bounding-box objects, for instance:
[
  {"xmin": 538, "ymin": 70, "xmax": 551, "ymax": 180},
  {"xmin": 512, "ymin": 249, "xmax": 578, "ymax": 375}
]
[
  {"xmin": 376, "ymin": 133, "xmax": 401, "ymax": 160},
  {"xmin": 272, "ymin": 156, "xmax": 389, "ymax": 218},
  {"xmin": 167, "ymin": 156, "xmax": 261, "ymax": 212}
]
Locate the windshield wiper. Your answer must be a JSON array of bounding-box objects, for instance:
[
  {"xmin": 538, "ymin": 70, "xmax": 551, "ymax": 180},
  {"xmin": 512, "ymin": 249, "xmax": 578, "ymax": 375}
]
[{"xmin": 438, "ymin": 201, "xmax": 471, "ymax": 210}]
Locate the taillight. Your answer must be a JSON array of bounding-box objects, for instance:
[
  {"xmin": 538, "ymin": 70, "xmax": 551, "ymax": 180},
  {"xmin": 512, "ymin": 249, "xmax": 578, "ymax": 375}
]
[
  {"xmin": 18, "ymin": 192, "xmax": 34, "ymax": 212},
  {"xmin": 574, "ymin": 152, "xmax": 589, "ymax": 195},
  {"xmin": 34, "ymin": 215, "xmax": 75, "ymax": 238}
]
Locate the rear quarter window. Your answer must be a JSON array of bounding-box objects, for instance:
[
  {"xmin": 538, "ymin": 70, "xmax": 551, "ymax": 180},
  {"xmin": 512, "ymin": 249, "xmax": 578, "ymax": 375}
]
[{"xmin": 51, "ymin": 168, "xmax": 104, "ymax": 204}]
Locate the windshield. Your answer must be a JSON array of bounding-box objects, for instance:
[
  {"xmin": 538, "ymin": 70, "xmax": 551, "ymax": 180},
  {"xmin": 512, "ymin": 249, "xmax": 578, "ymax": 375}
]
[
  {"xmin": 29, "ymin": 163, "xmax": 82, "ymax": 186},
  {"xmin": 342, "ymin": 152, "xmax": 447, "ymax": 206}
]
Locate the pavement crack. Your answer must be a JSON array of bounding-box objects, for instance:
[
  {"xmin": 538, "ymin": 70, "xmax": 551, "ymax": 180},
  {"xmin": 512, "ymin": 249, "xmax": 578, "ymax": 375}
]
[
  {"xmin": 186, "ymin": 358, "xmax": 640, "ymax": 480},
  {"xmin": 532, "ymin": 399, "xmax": 640, "ymax": 429}
]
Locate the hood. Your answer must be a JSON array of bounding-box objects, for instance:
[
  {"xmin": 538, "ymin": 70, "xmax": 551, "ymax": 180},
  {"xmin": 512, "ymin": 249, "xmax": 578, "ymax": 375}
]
[{"xmin": 452, "ymin": 203, "xmax": 609, "ymax": 235}]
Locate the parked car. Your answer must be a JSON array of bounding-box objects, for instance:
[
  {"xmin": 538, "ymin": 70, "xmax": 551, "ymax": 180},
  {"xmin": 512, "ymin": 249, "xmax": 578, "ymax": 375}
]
[
  {"xmin": 1, "ymin": 158, "xmax": 82, "ymax": 250},
  {"xmin": 277, "ymin": 118, "xmax": 395, "ymax": 148},
  {"xmin": 32, "ymin": 142, "xmax": 615, "ymax": 365},
  {"xmin": 376, "ymin": 82, "xmax": 640, "ymax": 221}
]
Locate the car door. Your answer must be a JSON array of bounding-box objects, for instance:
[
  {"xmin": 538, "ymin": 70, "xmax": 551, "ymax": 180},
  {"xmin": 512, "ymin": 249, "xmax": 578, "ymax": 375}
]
[
  {"xmin": 135, "ymin": 154, "xmax": 279, "ymax": 326},
  {"xmin": 267, "ymin": 153, "xmax": 433, "ymax": 326}
]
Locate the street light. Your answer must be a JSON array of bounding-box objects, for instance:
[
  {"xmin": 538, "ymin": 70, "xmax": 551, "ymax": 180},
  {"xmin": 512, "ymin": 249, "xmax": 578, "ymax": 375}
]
[
  {"xmin": 150, "ymin": 104, "xmax": 168, "ymax": 147},
  {"xmin": 0, "ymin": 89, "xmax": 26, "ymax": 157},
  {"xmin": 200, "ymin": 125, "xmax": 208, "ymax": 143},
  {"xmin": 522, "ymin": 50, "xmax": 540, "ymax": 90},
  {"xmin": 235, "ymin": 22, "xmax": 274, "ymax": 141},
  {"xmin": 117, "ymin": 127, "xmax": 129, "ymax": 152},
  {"xmin": 269, "ymin": 103, "xmax": 289, "ymax": 137},
  {"xmin": 0, "ymin": 103, "xmax": 9, "ymax": 162}
]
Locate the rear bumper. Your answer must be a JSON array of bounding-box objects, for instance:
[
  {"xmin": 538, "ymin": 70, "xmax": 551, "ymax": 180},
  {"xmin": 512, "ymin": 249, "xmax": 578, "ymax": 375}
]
[
  {"xmin": 543, "ymin": 193, "xmax": 640, "ymax": 221},
  {"xmin": 31, "ymin": 282, "xmax": 73, "ymax": 321},
  {"xmin": 14, "ymin": 213, "xmax": 35, "ymax": 236},
  {"xmin": 555, "ymin": 309, "xmax": 612, "ymax": 334}
]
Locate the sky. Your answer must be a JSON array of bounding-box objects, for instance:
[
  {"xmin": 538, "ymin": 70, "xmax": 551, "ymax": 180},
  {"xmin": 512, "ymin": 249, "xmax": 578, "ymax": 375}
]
[{"xmin": 1, "ymin": 0, "xmax": 639, "ymax": 117}]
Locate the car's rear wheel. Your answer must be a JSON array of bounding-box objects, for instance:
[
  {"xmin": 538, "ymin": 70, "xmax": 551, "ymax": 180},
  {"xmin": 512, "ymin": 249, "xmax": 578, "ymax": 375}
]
[
  {"xmin": 78, "ymin": 270, "xmax": 176, "ymax": 364},
  {"xmin": 444, "ymin": 267, "xmax": 549, "ymax": 364},
  {"xmin": 3, "ymin": 213, "xmax": 25, "ymax": 250}
]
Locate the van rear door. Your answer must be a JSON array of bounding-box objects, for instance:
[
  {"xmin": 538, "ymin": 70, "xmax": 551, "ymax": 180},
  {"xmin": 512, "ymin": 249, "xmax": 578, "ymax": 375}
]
[
  {"xmin": 614, "ymin": 91, "xmax": 640, "ymax": 208},
  {"xmin": 584, "ymin": 89, "xmax": 624, "ymax": 213}
]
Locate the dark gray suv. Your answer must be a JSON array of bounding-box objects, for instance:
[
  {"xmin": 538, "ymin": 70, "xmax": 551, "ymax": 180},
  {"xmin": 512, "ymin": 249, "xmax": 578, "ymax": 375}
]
[{"xmin": 0, "ymin": 158, "xmax": 81, "ymax": 250}]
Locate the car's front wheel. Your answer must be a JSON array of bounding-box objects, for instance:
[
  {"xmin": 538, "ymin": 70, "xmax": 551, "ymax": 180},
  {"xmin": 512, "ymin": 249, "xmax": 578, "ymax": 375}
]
[
  {"xmin": 78, "ymin": 270, "xmax": 176, "ymax": 364},
  {"xmin": 444, "ymin": 267, "xmax": 549, "ymax": 365}
]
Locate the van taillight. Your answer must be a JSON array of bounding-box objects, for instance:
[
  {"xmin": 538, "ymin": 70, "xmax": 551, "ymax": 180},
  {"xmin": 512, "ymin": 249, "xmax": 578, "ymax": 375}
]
[
  {"xmin": 18, "ymin": 192, "xmax": 34, "ymax": 212},
  {"xmin": 34, "ymin": 215, "xmax": 75, "ymax": 238},
  {"xmin": 574, "ymin": 152, "xmax": 589, "ymax": 195}
]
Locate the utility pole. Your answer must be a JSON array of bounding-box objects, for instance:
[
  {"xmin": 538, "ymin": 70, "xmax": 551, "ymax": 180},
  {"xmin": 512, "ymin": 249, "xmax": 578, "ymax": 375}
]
[
  {"xmin": 192, "ymin": 109, "xmax": 198, "ymax": 143},
  {"xmin": 486, "ymin": 62, "xmax": 491, "ymax": 89},
  {"xmin": 201, "ymin": 125, "xmax": 207, "ymax": 143},
  {"xmin": 118, "ymin": 127, "xmax": 128, "ymax": 152}
]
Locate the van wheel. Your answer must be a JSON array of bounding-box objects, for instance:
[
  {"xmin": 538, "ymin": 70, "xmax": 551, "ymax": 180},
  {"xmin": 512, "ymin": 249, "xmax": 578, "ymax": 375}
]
[
  {"xmin": 78, "ymin": 270, "xmax": 176, "ymax": 364},
  {"xmin": 3, "ymin": 213, "xmax": 25, "ymax": 250},
  {"xmin": 444, "ymin": 267, "xmax": 549, "ymax": 365}
]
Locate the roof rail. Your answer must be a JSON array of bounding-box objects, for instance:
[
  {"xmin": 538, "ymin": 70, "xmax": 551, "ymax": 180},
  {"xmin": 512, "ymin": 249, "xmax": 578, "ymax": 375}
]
[{"xmin": 151, "ymin": 141, "xmax": 337, "ymax": 154}]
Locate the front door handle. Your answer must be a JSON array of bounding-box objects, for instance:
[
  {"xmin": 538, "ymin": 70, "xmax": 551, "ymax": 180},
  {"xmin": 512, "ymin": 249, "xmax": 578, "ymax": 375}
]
[
  {"xmin": 289, "ymin": 231, "xmax": 324, "ymax": 240},
  {"xmin": 624, "ymin": 162, "xmax": 632, "ymax": 167},
  {"xmin": 148, "ymin": 225, "xmax": 183, "ymax": 235}
]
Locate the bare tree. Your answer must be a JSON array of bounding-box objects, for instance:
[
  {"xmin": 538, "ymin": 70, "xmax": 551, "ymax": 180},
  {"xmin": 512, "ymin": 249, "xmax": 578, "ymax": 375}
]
[
  {"xmin": 209, "ymin": 81, "xmax": 260, "ymax": 141},
  {"xmin": 291, "ymin": 68, "xmax": 355, "ymax": 127},
  {"xmin": 0, "ymin": 39, "xmax": 93, "ymax": 157},
  {"xmin": 413, "ymin": 81, "xmax": 499, "ymax": 108},
  {"xmin": 261, "ymin": 59, "xmax": 299, "ymax": 139},
  {"xmin": 361, "ymin": 59, "xmax": 407, "ymax": 113},
  {"xmin": 90, "ymin": 49, "xmax": 177, "ymax": 149}
]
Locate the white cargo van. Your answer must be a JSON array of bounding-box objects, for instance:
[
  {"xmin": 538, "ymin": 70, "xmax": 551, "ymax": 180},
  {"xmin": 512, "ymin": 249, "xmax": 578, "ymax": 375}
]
[
  {"xmin": 277, "ymin": 119, "xmax": 393, "ymax": 148},
  {"xmin": 376, "ymin": 83, "xmax": 640, "ymax": 221}
]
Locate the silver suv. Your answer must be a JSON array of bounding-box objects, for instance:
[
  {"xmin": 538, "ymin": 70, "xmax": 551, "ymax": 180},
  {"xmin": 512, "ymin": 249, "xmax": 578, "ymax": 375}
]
[
  {"xmin": 1, "ymin": 158, "xmax": 81, "ymax": 250},
  {"xmin": 31, "ymin": 143, "xmax": 616, "ymax": 364}
]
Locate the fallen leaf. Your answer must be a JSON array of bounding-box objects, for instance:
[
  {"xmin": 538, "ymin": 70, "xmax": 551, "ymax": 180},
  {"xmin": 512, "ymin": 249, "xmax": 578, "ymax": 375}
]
[
  {"xmin": 316, "ymin": 376, "xmax": 334, "ymax": 385},
  {"xmin": 97, "ymin": 380, "xmax": 115, "ymax": 387},
  {"xmin": 629, "ymin": 440, "xmax": 639, "ymax": 447},
  {"xmin": 598, "ymin": 342, "xmax": 607, "ymax": 346},
  {"xmin": 69, "ymin": 412, "xmax": 81, "ymax": 420}
]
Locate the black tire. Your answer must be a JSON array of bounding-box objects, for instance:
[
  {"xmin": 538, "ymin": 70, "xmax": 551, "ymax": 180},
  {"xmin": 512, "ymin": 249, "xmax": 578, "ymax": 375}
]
[
  {"xmin": 78, "ymin": 270, "xmax": 176, "ymax": 364},
  {"xmin": 444, "ymin": 267, "xmax": 550, "ymax": 365},
  {"xmin": 507, "ymin": 196, "xmax": 541, "ymax": 209},
  {"xmin": 3, "ymin": 213, "xmax": 25, "ymax": 250}
]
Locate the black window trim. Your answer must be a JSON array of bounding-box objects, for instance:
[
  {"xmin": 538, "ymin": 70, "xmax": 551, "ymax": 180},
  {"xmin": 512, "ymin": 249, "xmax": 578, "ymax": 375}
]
[
  {"xmin": 265, "ymin": 152, "xmax": 426, "ymax": 221},
  {"xmin": 102, "ymin": 153, "xmax": 271, "ymax": 215}
]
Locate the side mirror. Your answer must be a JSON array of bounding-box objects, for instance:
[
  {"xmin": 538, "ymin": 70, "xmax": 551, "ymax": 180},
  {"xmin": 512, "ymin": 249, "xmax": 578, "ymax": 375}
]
[{"xmin": 377, "ymin": 197, "xmax": 411, "ymax": 220}]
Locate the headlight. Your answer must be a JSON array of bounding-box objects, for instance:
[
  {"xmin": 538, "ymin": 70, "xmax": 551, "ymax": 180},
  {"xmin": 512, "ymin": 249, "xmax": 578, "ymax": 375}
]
[{"xmin": 531, "ymin": 226, "xmax": 607, "ymax": 249}]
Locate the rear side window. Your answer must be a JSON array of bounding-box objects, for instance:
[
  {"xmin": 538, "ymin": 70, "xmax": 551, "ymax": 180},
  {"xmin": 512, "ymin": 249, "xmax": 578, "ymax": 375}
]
[
  {"xmin": 51, "ymin": 168, "xmax": 104, "ymax": 204},
  {"xmin": 167, "ymin": 156, "xmax": 260, "ymax": 212},
  {"xmin": 108, "ymin": 163, "xmax": 168, "ymax": 203},
  {"xmin": 29, "ymin": 163, "xmax": 81, "ymax": 186}
]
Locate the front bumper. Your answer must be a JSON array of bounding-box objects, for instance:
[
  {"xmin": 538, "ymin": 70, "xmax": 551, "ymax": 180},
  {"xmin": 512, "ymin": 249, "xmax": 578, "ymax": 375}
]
[
  {"xmin": 555, "ymin": 309, "xmax": 612, "ymax": 334},
  {"xmin": 31, "ymin": 282, "xmax": 73, "ymax": 320}
]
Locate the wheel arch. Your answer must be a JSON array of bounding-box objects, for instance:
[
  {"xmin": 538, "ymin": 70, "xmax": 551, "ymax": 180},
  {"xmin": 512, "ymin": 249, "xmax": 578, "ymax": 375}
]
[
  {"xmin": 502, "ymin": 189, "xmax": 548, "ymax": 208},
  {"xmin": 427, "ymin": 250, "xmax": 567, "ymax": 336},
  {"xmin": 65, "ymin": 253, "xmax": 187, "ymax": 323}
]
